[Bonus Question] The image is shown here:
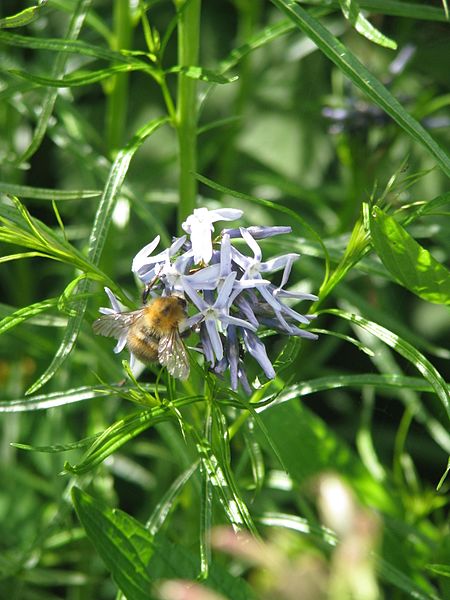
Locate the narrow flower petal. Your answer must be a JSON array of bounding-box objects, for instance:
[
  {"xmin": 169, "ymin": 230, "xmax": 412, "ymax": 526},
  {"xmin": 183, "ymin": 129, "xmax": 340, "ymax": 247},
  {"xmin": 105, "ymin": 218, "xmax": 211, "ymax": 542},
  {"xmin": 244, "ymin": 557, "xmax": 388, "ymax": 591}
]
[
  {"xmin": 239, "ymin": 227, "xmax": 262, "ymax": 260},
  {"xmin": 222, "ymin": 315, "xmax": 257, "ymax": 331},
  {"xmin": 209, "ymin": 208, "xmax": 243, "ymax": 222},
  {"xmin": 274, "ymin": 289, "xmax": 319, "ymax": 301},
  {"xmin": 242, "ymin": 329, "xmax": 276, "ymax": 379},
  {"xmin": 259, "ymin": 254, "xmax": 299, "ymax": 273},
  {"xmin": 131, "ymin": 236, "xmax": 160, "ymax": 273},
  {"xmin": 226, "ymin": 325, "xmax": 239, "ymax": 390},
  {"xmin": 220, "ymin": 233, "xmax": 231, "ymax": 277},
  {"xmin": 205, "ymin": 319, "xmax": 223, "ymax": 361},
  {"xmin": 200, "ymin": 324, "xmax": 215, "ymax": 365},
  {"xmin": 215, "ymin": 271, "xmax": 237, "ymax": 309},
  {"xmin": 104, "ymin": 287, "xmax": 122, "ymax": 312},
  {"xmin": 278, "ymin": 254, "xmax": 297, "ymax": 289},
  {"xmin": 114, "ymin": 334, "xmax": 128, "ymax": 353},
  {"xmin": 223, "ymin": 226, "xmax": 292, "ymax": 239}
]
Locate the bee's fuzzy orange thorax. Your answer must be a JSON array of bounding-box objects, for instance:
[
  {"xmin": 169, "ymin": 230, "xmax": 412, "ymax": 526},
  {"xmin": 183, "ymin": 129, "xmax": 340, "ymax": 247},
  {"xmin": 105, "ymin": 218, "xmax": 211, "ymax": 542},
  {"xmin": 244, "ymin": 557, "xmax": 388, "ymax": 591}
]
[{"xmin": 143, "ymin": 296, "xmax": 187, "ymax": 334}]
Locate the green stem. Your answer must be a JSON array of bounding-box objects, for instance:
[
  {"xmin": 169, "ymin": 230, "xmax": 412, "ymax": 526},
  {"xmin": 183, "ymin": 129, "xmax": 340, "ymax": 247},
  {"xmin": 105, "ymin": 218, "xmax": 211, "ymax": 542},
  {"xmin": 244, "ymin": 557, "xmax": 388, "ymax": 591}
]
[
  {"xmin": 175, "ymin": 0, "xmax": 201, "ymax": 228},
  {"xmin": 106, "ymin": 0, "xmax": 132, "ymax": 153}
]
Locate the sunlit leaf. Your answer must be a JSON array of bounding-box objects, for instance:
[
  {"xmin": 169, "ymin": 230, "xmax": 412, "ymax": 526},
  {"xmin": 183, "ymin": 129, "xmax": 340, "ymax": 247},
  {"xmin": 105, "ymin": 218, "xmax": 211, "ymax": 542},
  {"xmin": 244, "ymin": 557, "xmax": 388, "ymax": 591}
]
[
  {"xmin": 0, "ymin": 181, "xmax": 101, "ymax": 200},
  {"xmin": 338, "ymin": 0, "xmax": 397, "ymax": 49},
  {"xmin": 0, "ymin": 1, "xmax": 48, "ymax": 29},
  {"xmin": 12, "ymin": 0, "xmax": 93, "ymax": 164},
  {"xmin": 0, "ymin": 298, "xmax": 59, "ymax": 336},
  {"xmin": 370, "ymin": 206, "xmax": 450, "ymax": 305}
]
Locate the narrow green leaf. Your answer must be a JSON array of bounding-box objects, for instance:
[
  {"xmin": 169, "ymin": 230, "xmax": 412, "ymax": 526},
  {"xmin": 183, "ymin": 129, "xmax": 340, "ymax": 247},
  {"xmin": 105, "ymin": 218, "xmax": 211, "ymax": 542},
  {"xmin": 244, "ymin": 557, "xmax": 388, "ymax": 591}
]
[
  {"xmin": 65, "ymin": 395, "xmax": 201, "ymax": 474},
  {"xmin": 26, "ymin": 116, "xmax": 169, "ymax": 395},
  {"xmin": 0, "ymin": 385, "xmax": 112, "ymax": 412},
  {"xmin": 0, "ymin": 1, "xmax": 48, "ymax": 29},
  {"xmin": 0, "ymin": 30, "xmax": 136, "ymax": 65},
  {"xmin": 322, "ymin": 309, "xmax": 450, "ymax": 420},
  {"xmin": 196, "ymin": 436, "xmax": 258, "ymax": 535},
  {"xmin": 270, "ymin": 0, "xmax": 450, "ymax": 177},
  {"xmin": 400, "ymin": 191, "xmax": 450, "ymax": 226},
  {"xmin": 301, "ymin": 0, "xmax": 450, "ymax": 22},
  {"xmin": 15, "ymin": 0, "xmax": 93, "ymax": 164},
  {"xmin": 0, "ymin": 251, "xmax": 53, "ymax": 263},
  {"xmin": 258, "ymin": 512, "xmax": 338, "ymax": 546},
  {"xmin": 9, "ymin": 62, "xmax": 153, "ymax": 88},
  {"xmin": 72, "ymin": 487, "xmax": 154, "ymax": 600},
  {"xmin": 370, "ymin": 206, "xmax": 450, "ymax": 305},
  {"xmin": 12, "ymin": 436, "xmax": 96, "ymax": 453},
  {"xmin": 426, "ymin": 564, "xmax": 450, "ymax": 578},
  {"xmin": 65, "ymin": 409, "xmax": 170, "ymax": 475},
  {"xmin": 0, "ymin": 181, "xmax": 100, "ymax": 199},
  {"xmin": 338, "ymin": 0, "xmax": 397, "ymax": 49},
  {"xmin": 0, "ymin": 383, "xmax": 160, "ymax": 413},
  {"xmin": 146, "ymin": 462, "xmax": 199, "ymax": 536},
  {"xmin": 0, "ymin": 297, "xmax": 58, "ymax": 336},
  {"xmin": 167, "ymin": 65, "xmax": 238, "ymax": 84},
  {"xmin": 436, "ymin": 456, "xmax": 450, "ymax": 491}
]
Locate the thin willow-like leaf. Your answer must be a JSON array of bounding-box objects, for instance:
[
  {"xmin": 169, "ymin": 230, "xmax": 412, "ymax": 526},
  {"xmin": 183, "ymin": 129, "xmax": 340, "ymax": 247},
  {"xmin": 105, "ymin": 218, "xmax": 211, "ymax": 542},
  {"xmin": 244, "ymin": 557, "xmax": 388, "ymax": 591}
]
[
  {"xmin": 65, "ymin": 395, "xmax": 202, "ymax": 474},
  {"xmin": 9, "ymin": 62, "xmax": 156, "ymax": 88},
  {"xmin": 0, "ymin": 181, "xmax": 100, "ymax": 200},
  {"xmin": 12, "ymin": 436, "xmax": 97, "ymax": 453},
  {"xmin": 300, "ymin": 0, "xmax": 450, "ymax": 22},
  {"xmin": 196, "ymin": 435, "xmax": 257, "ymax": 536},
  {"xmin": 0, "ymin": 30, "xmax": 138, "ymax": 65},
  {"xmin": 338, "ymin": 0, "xmax": 397, "ymax": 49},
  {"xmin": 15, "ymin": 0, "xmax": 92, "ymax": 164},
  {"xmin": 321, "ymin": 309, "xmax": 450, "ymax": 420},
  {"xmin": 199, "ymin": 404, "xmax": 213, "ymax": 579},
  {"xmin": 0, "ymin": 385, "xmax": 114, "ymax": 412},
  {"xmin": 244, "ymin": 420, "xmax": 265, "ymax": 494},
  {"xmin": 0, "ymin": 1, "xmax": 48, "ymax": 29},
  {"xmin": 0, "ymin": 298, "xmax": 59, "ymax": 336},
  {"xmin": 270, "ymin": 0, "xmax": 450, "ymax": 177},
  {"xmin": 258, "ymin": 511, "xmax": 338, "ymax": 546},
  {"xmin": 145, "ymin": 461, "xmax": 199, "ymax": 536},
  {"xmin": 26, "ymin": 116, "xmax": 169, "ymax": 395}
]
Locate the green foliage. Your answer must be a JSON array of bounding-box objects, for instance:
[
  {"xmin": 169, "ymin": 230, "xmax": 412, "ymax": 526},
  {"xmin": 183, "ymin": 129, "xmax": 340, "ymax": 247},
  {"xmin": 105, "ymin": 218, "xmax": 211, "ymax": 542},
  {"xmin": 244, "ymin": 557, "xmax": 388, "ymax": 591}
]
[{"xmin": 0, "ymin": 1, "xmax": 449, "ymax": 599}]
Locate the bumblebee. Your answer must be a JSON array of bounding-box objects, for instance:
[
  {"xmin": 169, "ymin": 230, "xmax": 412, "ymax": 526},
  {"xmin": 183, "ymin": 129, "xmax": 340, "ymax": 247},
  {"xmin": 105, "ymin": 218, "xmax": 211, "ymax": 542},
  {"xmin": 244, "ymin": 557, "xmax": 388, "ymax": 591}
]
[{"xmin": 93, "ymin": 295, "xmax": 190, "ymax": 380}]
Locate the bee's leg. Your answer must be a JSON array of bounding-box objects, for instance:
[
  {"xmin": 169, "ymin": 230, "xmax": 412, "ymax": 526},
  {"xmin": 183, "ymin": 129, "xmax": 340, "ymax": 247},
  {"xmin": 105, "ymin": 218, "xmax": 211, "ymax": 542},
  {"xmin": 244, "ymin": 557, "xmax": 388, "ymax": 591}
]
[{"xmin": 142, "ymin": 266, "xmax": 164, "ymax": 303}]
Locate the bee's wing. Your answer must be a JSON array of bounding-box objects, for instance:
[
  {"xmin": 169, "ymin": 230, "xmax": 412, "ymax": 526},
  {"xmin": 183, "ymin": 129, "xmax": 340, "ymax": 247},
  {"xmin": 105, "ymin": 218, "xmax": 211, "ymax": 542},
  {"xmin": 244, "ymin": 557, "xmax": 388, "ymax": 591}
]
[
  {"xmin": 92, "ymin": 309, "xmax": 145, "ymax": 339},
  {"xmin": 158, "ymin": 330, "xmax": 190, "ymax": 380}
]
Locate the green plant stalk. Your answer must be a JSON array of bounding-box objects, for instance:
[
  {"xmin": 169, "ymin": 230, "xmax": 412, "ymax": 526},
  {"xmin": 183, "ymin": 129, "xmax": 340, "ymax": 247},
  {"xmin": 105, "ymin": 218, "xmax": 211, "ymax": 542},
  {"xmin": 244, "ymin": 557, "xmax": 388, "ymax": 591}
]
[
  {"xmin": 106, "ymin": 0, "xmax": 132, "ymax": 153},
  {"xmin": 175, "ymin": 0, "xmax": 201, "ymax": 227}
]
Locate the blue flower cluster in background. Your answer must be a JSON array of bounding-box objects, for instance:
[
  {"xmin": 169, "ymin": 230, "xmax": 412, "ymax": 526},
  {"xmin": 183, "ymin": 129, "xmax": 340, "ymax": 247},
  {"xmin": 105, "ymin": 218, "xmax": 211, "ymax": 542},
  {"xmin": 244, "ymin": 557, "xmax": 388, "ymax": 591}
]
[{"xmin": 102, "ymin": 207, "xmax": 318, "ymax": 391}]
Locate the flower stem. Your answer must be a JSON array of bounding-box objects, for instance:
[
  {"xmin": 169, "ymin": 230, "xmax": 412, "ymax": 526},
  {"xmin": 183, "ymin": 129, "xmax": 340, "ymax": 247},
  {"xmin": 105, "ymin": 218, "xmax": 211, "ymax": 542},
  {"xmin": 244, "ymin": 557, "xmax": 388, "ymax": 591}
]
[
  {"xmin": 105, "ymin": 0, "xmax": 132, "ymax": 154},
  {"xmin": 175, "ymin": 0, "xmax": 201, "ymax": 228}
]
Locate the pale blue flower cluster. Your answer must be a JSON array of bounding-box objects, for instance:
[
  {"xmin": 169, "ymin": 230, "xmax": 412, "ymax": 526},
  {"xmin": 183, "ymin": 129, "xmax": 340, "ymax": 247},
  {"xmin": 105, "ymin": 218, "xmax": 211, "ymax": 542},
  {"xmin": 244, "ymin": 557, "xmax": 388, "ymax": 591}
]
[{"xmin": 105, "ymin": 207, "xmax": 318, "ymax": 391}]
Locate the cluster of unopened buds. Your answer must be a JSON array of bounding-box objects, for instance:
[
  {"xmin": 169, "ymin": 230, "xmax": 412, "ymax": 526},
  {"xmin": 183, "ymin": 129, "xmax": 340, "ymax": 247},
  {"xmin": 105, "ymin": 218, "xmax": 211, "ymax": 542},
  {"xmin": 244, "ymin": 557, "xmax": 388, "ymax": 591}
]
[{"xmin": 94, "ymin": 207, "xmax": 318, "ymax": 392}]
